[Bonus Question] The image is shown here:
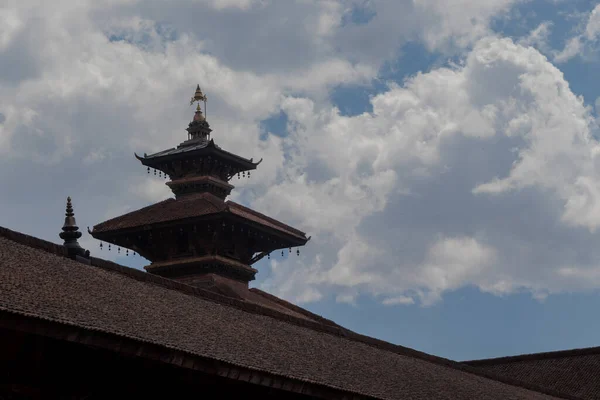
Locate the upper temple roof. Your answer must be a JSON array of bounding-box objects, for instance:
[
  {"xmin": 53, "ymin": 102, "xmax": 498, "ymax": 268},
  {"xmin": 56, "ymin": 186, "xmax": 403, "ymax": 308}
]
[
  {"xmin": 0, "ymin": 225, "xmax": 577, "ymax": 400},
  {"xmin": 135, "ymin": 138, "xmax": 261, "ymax": 169}
]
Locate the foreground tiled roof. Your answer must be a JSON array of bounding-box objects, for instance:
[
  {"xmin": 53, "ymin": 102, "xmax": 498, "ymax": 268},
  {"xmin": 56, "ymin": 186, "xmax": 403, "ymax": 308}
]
[
  {"xmin": 465, "ymin": 347, "xmax": 600, "ymax": 399},
  {"xmin": 0, "ymin": 226, "xmax": 575, "ymax": 400},
  {"xmin": 92, "ymin": 193, "xmax": 306, "ymax": 240}
]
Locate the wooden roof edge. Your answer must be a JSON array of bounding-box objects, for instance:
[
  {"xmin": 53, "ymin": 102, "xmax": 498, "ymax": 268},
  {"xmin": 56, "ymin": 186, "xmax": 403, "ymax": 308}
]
[
  {"xmin": 139, "ymin": 140, "xmax": 259, "ymax": 169},
  {"xmin": 0, "ymin": 225, "xmax": 580, "ymax": 399},
  {"xmin": 0, "ymin": 310, "xmax": 377, "ymax": 400},
  {"xmin": 464, "ymin": 345, "xmax": 600, "ymax": 366}
]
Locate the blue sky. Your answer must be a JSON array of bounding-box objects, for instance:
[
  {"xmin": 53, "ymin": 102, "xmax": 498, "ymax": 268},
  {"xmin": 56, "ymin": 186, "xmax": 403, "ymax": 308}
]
[{"xmin": 2, "ymin": 0, "xmax": 600, "ymax": 361}]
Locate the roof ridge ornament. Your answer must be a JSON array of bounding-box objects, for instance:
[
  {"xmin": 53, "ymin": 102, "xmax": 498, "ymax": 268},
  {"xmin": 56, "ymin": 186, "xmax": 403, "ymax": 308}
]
[{"xmin": 59, "ymin": 196, "xmax": 90, "ymax": 262}]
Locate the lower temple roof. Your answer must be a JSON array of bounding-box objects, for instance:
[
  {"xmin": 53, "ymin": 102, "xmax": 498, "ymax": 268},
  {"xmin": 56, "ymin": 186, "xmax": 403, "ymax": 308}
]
[{"xmin": 91, "ymin": 192, "xmax": 307, "ymax": 242}]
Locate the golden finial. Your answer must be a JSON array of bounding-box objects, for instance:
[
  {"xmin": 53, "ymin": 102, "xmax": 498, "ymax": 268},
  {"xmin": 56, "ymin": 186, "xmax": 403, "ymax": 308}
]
[{"xmin": 190, "ymin": 84, "xmax": 207, "ymax": 105}]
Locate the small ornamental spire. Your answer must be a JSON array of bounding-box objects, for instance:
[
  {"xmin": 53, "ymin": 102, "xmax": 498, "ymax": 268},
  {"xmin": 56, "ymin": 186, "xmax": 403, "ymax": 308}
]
[
  {"xmin": 190, "ymin": 84, "xmax": 208, "ymax": 120},
  {"xmin": 59, "ymin": 196, "xmax": 90, "ymax": 261}
]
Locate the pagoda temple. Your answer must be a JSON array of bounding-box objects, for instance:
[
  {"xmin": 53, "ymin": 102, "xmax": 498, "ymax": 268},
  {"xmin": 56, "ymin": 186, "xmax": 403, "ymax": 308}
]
[{"xmin": 89, "ymin": 85, "xmax": 309, "ymax": 289}]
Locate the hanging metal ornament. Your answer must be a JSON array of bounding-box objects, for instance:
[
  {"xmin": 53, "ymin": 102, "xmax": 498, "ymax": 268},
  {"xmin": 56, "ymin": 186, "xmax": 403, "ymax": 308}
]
[
  {"xmin": 248, "ymin": 171, "xmax": 251, "ymax": 178},
  {"xmin": 237, "ymin": 173, "xmax": 240, "ymax": 179},
  {"xmin": 108, "ymin": 244, "xmax": 111, "ymax": 251},
  {"xmin": 289, "ymin": 247, "xmax": 291, "ymax": 253},
  {"xmin": 154, "ymin": 169, "xmax": 157, "ymax": 176},
  {"xmin": 159, "ymin": 171, "xmax": 162, "ymax": 178},
  {"xmin": 281, "ymin": 250, "xmax": 284, "ymax": 257},
  {"xmin": 118, "ymin": 247, "xmax": 121, "ymax": 254},
  {"xmin": 147, "ymin": 167, "xmax": 150, "ymax": 174},
  {"xmin": 242, "ymin": 171, "xmax": 245, "ymax": 178},
  {"xmin": 99, "ymin": 242, "xmax": 103, "ymax": 250},
  {"xmin": 267, "ymin": 253, "xmax": 271, "ymax": 260},
  {"xmin": 126, "ymin": 249, "xmax": 129, "ymax": 256},
  {"xmin": 297, "ymin": 248, "xmax": 300, "ymax": 256}
]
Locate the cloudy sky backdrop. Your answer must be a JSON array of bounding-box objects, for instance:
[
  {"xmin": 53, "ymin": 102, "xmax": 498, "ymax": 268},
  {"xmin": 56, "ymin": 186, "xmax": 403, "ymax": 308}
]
[{"xmin": 2, "ymin": 0, "xmax": 600, "ymax": 360}]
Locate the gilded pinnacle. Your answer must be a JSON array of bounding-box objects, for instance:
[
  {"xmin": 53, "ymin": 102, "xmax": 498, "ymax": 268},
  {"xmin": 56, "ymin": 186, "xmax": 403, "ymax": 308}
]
[{"xmin": 190, "ymin": 84, "xmax": 207, "ymax": 106}]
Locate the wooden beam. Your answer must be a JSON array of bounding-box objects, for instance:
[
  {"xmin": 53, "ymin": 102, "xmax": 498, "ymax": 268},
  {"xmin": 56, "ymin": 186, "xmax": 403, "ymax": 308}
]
[{"xmin": 249, "ymin": 251, "xmax": 269, "ymax": 264}]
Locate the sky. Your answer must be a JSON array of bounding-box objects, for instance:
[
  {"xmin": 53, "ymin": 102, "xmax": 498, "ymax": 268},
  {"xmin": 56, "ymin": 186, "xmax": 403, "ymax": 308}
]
[{"xmin": 2, "ymin": 0, "xmax": 600, "ymax": 361}]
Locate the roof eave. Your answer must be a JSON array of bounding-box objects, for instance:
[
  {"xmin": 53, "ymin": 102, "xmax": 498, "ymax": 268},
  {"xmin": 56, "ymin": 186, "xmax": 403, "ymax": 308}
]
[{"xmin": 134, "ymin": 145, "xmax": 261, "ymax": 170}]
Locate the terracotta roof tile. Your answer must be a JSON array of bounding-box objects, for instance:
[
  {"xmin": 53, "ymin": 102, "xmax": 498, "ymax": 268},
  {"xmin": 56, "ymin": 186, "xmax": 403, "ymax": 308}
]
[
  {"xmin": 466, "ymin": 348, "xmax": 600, "ymax": 399},
  {"xmin": 0, "ymin": 226, "xmax": 573, "ymax": 400}
]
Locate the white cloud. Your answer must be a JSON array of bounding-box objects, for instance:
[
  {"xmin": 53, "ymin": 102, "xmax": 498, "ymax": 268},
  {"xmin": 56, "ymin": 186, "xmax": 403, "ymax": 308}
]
[
  {"xmin": 195, "ymin": 0, "xmax": 264, "ymax": 11},
  {"xmin": 0, "ymin": 8, "xmax": 23, "ymax": 51},
  {"xmin": 518, "ymin": 21, "xmax": 553, "ymax": 54},
  {"xmin": 554, "ymin": 4, "xmax": 600, "ymax": 63},
  {"xmin": 257, "ymin": 36, "xmax": 600, "ymax": 306},
  {"xmin": 382, "ymin": 295, "xmax": 415, "ymax": 305},
  {"xmin": 412, "ymin": 0, "xmax": 520, "ymax": 50}
]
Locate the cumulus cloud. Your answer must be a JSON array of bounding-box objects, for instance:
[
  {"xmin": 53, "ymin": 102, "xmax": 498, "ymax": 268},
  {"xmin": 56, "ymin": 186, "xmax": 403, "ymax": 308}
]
[{"xmin": 258, "ymin": 36, "xmax": 600, "ymax": 306}]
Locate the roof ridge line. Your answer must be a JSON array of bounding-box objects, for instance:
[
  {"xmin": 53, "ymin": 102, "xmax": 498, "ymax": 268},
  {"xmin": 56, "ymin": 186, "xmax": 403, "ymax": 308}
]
[
  {"xmin": 464, "ymin": 345, "xmax": 600, "ymax": 365},
  {"xmin": 0, "ymin": 225, "xmax": 578, "ymax": 399},
  {"xmin": 88, "ymin": 256, "xmax": 349, "ymax": 334},
  {"xmin": 0, "ymin": 226, "xmax": 69, "ymax": 257},
  {"xmin": 338, "ymin": 332, "xmax": 580, "ymax": 400},
  {"xmin": 248, "ymin": 288, "xmax": 340, "ymax": 327}
]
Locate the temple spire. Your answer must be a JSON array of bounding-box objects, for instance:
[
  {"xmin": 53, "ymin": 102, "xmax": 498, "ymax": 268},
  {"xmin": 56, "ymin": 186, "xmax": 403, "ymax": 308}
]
[
  {"xmin": 185, "ymin": 84, "xmax": 212, "ymax": 142},
  {"xmin": 59, "ymin": 196, "xmax": 90, "ymax": 262}
]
